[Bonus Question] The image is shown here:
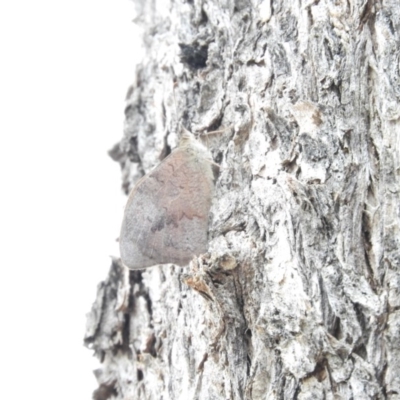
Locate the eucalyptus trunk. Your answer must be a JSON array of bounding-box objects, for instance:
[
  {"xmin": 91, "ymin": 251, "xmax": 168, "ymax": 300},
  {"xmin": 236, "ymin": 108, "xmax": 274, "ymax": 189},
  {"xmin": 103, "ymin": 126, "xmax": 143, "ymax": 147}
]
[{"xmin": 85, "ymin": 1, "xmax": 400, "ymax": 399}]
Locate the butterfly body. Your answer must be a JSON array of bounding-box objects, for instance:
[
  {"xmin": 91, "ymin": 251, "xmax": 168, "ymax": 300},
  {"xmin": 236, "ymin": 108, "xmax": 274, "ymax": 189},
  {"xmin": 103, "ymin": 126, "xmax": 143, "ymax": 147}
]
[{"xmin": 120, "ymin": 132, "xmax": 215, "ymax": 269}]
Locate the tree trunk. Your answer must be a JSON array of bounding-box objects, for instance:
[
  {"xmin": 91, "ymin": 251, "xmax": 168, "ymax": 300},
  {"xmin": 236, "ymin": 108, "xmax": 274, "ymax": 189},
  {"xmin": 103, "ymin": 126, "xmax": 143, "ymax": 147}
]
[{"xmin": 85, "ymin": 0, "xmax": 400, "ymax": 398}]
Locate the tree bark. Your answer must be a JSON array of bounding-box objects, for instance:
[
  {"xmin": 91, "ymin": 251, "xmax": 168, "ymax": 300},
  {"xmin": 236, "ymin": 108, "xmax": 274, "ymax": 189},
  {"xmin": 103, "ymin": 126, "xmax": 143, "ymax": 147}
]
[{"xmin": 85, "ymin": 0, "xmax": 400, "ymax": 399}]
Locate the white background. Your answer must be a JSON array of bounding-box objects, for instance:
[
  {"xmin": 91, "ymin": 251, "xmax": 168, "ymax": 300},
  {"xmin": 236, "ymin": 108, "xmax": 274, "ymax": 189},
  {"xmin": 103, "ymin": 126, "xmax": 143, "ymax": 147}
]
[{"xmin": 0, "ymin": 1, "xmax": 140, "ymax": 398}]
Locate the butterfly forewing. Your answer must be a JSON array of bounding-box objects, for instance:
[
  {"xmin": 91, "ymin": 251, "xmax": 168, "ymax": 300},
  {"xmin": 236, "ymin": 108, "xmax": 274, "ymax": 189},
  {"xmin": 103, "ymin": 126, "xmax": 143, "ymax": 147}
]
[{"xmin": 120, "ymin": 141, "xmax": 214, "ymax": 269}]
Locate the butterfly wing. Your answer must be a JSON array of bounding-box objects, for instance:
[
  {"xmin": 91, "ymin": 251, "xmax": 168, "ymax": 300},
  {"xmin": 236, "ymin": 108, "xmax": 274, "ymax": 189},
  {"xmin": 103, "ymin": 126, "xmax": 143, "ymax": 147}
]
[{"xmin": 120, "ymin": 144, "xmax": 214, "ymax": 269}]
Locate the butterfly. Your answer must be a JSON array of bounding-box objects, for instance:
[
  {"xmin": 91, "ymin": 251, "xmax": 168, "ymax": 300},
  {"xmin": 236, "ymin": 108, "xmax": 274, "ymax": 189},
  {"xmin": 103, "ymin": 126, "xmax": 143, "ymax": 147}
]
[{"xmin": 119, "ymin": 130, "xmax": 215, "ymax": 269}]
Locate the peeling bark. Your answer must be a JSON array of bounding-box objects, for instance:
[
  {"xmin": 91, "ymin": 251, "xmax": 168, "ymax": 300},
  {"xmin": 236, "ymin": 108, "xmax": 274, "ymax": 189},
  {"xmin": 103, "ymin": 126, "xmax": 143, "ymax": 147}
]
[{"xmin": 85, "ymin": 0, "xmax": 400, "ymax": 398}]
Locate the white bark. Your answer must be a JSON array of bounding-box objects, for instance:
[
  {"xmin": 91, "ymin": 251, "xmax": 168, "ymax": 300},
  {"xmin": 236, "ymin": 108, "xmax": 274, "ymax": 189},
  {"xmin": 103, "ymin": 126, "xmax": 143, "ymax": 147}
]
[{"xmin": 85, "ymin": 0, "xmax": 400, "ymax": 399}]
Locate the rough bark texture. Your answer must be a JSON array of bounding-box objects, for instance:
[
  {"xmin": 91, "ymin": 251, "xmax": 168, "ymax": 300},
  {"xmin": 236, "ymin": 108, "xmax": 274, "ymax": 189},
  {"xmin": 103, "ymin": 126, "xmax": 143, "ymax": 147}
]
[{"xmin": 85, "ymin": 0, "xmax": 400, "ymax": 399}]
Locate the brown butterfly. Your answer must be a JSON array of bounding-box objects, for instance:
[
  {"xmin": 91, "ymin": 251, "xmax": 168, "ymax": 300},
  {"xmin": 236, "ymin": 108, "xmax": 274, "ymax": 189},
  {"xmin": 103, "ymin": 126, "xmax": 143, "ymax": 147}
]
[{"xmin": 119, "ymin": 130, "xmax": 215, "ymax": 269}]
